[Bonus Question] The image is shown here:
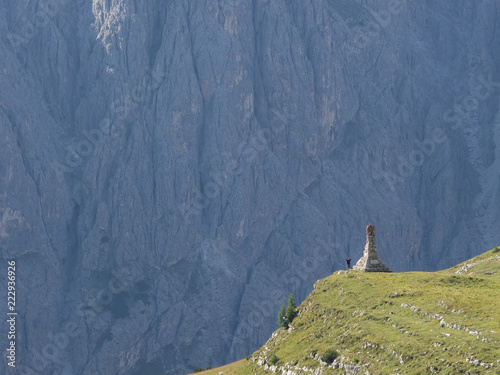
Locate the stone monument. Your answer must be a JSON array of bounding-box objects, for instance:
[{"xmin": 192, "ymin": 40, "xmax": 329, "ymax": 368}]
[{"xmin": 353, "ymin": 224, "xmax": 391, "ymax": 272}]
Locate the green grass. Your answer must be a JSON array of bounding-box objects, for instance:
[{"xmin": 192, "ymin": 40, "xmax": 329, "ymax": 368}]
[
  {"xmin": 188, "ymin": 359, "xmax": 246, "ymax": 374},
  {"xmin": 190, "ymin": 247, "xmax": 500, "ymax": 374}
]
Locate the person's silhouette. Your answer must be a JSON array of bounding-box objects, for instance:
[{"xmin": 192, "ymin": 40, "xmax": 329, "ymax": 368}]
[{"xmin": 346, "ymin": 257, "xmax": 351, "ymax": 270}]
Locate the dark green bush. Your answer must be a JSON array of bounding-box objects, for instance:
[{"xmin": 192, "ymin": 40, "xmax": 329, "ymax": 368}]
[
  {"xmin": 321, "ymin": 348, "xmax": 338, "ymax": 364},
  {"xmin": 269, "ymin": 354, "xmax": 279, "ymax": 365}
]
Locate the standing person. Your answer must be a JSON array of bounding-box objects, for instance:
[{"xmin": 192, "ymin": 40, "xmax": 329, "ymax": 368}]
[{"xmin": 346, "ymin": 257, "xmax": 351, "ymax": 270}]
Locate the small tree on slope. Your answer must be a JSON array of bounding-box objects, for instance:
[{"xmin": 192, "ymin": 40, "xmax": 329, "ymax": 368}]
[
  {"xmin": 278, "ymin": 293, "xmax": 297, "ymax": 329},
  {"xmin": 286, "ymin": 294, "xmax": 297, "ymax": 322},
  {"xmin": 278, "ymin": 303, "xmax": 287, "ymax": 328}
]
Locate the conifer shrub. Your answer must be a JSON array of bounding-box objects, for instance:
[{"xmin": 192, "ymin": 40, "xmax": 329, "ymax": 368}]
[
  {"xmin": 321, "ymin": 348, "xmax": 338, "ymax": 364},
  {"xmin": 269, "ymin": 354, "xmax": 279, "ymax": 365},
  {"xmin": 278, "ymin": 294, "xmax": 297, "ymax": 328}
]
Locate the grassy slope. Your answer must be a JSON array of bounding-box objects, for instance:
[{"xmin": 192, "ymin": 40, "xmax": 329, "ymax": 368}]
[{"xmin": 192, "ymin": 247, "xmax": 500, "ymax": 374}]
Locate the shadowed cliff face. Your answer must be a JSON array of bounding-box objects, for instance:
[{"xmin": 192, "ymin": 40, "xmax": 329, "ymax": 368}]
[{"xmin": 0, "ymin": 0, "xmax": 499, "ymax": 373}]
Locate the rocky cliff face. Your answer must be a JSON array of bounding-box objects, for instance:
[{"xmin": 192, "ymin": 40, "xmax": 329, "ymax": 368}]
[{"xmin": 0, "ymin": 0, "xmax": 499, "ymax": 374}]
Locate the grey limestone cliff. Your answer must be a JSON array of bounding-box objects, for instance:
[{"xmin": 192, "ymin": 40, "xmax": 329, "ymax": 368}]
[{"xmin": 0, "ymin": 0, "xmax": 499, "ymax": 374}]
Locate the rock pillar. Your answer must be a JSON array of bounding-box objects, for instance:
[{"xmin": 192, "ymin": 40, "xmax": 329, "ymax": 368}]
[{"xmin": 353, "ymin": 224, "xmax": 391, "ymax": 272}]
